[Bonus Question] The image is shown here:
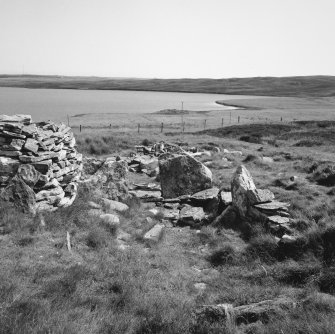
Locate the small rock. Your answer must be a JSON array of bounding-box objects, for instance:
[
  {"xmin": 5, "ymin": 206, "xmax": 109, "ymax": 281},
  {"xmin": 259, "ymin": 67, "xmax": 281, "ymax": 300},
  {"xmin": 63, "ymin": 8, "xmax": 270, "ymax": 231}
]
[
  {"xmin": 100, "ymin": 213, "xmax": 120, "ymax": 225},
  {"xmin": 179, "ymin": 205, "xmax": 207, "ymax": 226},
  {"xmin": 143, "ymin": 223, "xmax": 164, "ymax": 244},
  {"xmin": 194, "ymin": 283, "xmax": 207, "ymax": 291},
  {"xmin": 145, "ymin": 217, "xmax": 153, "ymax": 224},
  {"xmin": 262, "ymin": 156, "xmax": 274, "ymax": 163},
  {"xmin": 88, "ymin": 201, "xmax": 102, "ymax": 209},
  {"xmin": 87, "ymin": 209, "xmax": 104, "ymax": 217},
  {"xmin": 148, "ymin": 208, "xmax": 160, "ymax": 216},
  {"xmin": 101, "ymin": 198, "xmax": 129, "ymax": 212},
  {"xmin": 268, "ymin": 215, "xmax": 290, "ymax": 225}
]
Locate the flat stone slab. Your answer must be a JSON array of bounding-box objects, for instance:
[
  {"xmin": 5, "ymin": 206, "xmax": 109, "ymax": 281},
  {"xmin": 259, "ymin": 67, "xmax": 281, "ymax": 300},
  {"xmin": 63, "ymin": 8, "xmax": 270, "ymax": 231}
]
[
  {"xmin": 129, "ymin": 190, "xmax": 162, "ymax": 201},
  {"xmin": 254, "ymin": 201, "xmax": 290, "ymax": 211},
  {"xmin": 247, "ymin": 188, "xmax": 275, "ymax": 205},
  {"xmin": 190, "ymin": 187, "xmax": 219, "ymax": 202},
  {"xmin": 268, "ymin": 215, "xmax": 290, "ymax": 225},
  {"xmin": 132, "ymin": 182, "xmax": 161, "ymax": 191}
]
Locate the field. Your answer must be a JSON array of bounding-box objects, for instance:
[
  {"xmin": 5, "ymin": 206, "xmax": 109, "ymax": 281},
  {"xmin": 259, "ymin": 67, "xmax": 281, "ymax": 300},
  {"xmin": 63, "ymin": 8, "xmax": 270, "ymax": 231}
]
[{"xmin": 2, "ymin": 110, "xmax": 335, "ymax": 333}]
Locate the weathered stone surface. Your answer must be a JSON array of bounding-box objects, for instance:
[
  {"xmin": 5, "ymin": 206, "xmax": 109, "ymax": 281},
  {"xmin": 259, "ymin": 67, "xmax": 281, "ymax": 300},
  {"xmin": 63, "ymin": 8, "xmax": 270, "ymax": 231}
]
[
  {"xmin": 159, "ymin": 153, "xmax": 212, "ymax": 198},
  {"xmin": 0, "ymin": 150, "xmax": 22, "ymax": 157},
  {"xmin": 247, "ymin": 188, "xmax": 275, "ymax": 205},
  {"xmin": 17, "ymin": 164, "xmax": 42, "ymax": 187},
  {"xmin": 231, "ymin": 165, "xmax": 257, "ymax": 216},
  {"xmin": 35, "ymin": 186, "xmax": 65, "ymax": 202},
  {"xmin": 19, "ymin": 152, "xmax": 58, "ymax": 163},
  {"xmin": 94, "ymin": 160, "xmax": 129, "ymax": 201},
  {"xmin": 21, "ymin": 124, "xmax": 37, "ymax": 137},
  {"xmin": 190, "ymin": 187, "xmax": 219, "ymax": 202},
  {"xmin": 0, "ymin": 157, "xmax": 20, "ymax": 175},
  {"xmin": 220, "ymin": 191, "xmax": 232, "ymax": 206},
  {"xmin": 24, "ymin": 138, "xmax": 39, "ymax": 154},
  {"xmin": 2, "ymin": 139, "xmax": 25, "ymax": 151},
  {"xmin": 129, "ymin": 190, "xmax": 162, "ymax": 201},
  {"xmin": 132, "ymin": 182, "xmax": 161, "ymax": 191},
  {"xmin": 179, "ymin": 205, "xmax": 207, "ymax": 226},
  {"xmin": 254, "ymin": 201, "xmax": 290, "ymax": 211},
  {"xmin": 1, "ymin": 130, "xmax": 26, "ymax": 139},
  {"xmin": 268, "ymin": 215, "xmax": 290, "ymax": 225},
  {"xmin": 101, "ymin": 198, "xmax": 129, "ymax": 212},
  {"xmin": 0, "ymin": 175, "xmax": 36, "ymax": 213},
  {"xmin": 143, "ymin": 223, "xmax": 164, "ymax": 244}
]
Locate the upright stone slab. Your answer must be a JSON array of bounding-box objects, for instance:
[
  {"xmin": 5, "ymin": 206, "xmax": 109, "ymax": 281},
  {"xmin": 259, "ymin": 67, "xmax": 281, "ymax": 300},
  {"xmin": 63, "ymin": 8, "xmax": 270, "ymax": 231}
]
[{"xmin": 231, "ymin": 165, "xmax": 257, "ymax": 217}]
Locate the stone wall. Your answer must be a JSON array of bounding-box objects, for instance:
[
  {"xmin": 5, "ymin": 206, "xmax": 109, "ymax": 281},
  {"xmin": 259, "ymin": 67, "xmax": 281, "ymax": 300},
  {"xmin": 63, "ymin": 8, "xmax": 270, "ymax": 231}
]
[{"xmin": 0, "ymin": 114, "xmax": 82, "ymax": 213}]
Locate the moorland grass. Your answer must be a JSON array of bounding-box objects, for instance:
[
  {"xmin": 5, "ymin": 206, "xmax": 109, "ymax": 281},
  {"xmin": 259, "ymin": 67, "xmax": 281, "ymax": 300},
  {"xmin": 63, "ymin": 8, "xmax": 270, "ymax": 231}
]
[{"xmin": 2, "ymin": 120, "xmax": 335, "ymax": 333}]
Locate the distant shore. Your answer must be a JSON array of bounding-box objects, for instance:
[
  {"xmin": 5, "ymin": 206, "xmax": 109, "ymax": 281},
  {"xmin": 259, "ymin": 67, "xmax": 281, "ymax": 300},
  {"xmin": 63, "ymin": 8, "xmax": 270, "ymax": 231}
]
[{"xmin": 0, "ymin": 74, "xmax": 334, "ymax": 97}]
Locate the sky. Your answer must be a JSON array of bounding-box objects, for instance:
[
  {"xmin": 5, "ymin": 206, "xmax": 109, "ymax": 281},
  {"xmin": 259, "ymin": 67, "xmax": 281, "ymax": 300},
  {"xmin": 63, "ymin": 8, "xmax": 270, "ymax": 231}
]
[{"xmin": 0, "ymin": 0, "xmax": 335, "ymax": 78}]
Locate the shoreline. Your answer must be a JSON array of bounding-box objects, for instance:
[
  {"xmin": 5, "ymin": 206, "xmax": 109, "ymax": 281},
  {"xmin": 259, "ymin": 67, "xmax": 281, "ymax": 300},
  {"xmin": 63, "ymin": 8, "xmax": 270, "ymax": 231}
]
[{"xmin": 215, "ymin": 100, "xmax": 261, "ymax": 110}]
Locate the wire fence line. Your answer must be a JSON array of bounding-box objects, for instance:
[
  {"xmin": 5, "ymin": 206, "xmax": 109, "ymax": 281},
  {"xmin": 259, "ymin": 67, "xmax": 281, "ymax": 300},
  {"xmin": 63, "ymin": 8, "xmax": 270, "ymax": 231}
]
[{"xmin": 71, "ymin": 114, "xmax": 296, "ymax": 134}]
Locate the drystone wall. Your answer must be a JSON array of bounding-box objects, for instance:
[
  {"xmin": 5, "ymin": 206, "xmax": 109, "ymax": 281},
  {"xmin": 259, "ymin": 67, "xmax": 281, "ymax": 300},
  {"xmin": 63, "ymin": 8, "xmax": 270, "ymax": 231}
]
[{"xmin": 0, "ymin": 114, "xmax": 82, "ymax": 213}]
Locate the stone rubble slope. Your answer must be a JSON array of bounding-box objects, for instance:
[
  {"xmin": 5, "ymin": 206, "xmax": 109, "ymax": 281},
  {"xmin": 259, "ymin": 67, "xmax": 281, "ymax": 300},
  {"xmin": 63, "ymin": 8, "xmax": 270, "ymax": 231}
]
[{"xmin": 0, "ymin": 114, "xmax": 82, "ymax": 213}]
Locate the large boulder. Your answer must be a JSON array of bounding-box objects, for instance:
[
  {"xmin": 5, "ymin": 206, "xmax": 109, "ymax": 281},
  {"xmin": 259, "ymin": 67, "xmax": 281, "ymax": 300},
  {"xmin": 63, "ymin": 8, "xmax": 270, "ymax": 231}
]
[
  {"xmin": 0, "ymin": 175, "xmax": 36, "ymax": 214},
  {"xmin": 95, "ymin": 160, "xmax": 129, "ymax": 201},
  {"xmin": 159, "ymin": 153, "xmax": 212, "ymax": 198}
]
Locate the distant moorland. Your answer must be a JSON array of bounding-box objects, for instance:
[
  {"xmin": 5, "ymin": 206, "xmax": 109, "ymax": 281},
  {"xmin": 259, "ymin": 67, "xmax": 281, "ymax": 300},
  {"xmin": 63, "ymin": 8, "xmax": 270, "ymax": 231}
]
[{"xmin": 0, "ymin": 74, "xmax": 335, "ymax": 97}]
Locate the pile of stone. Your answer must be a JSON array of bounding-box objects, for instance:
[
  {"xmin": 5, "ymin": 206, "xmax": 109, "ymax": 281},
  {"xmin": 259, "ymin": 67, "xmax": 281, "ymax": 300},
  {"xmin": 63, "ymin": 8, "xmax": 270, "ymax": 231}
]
[
  {"xmin": 0, "ymin": 114, "xmax": 82, "ymax": 213},
  {"xmin": 216, "ymin": 165, "xmax": 293, "ymax": 237}
]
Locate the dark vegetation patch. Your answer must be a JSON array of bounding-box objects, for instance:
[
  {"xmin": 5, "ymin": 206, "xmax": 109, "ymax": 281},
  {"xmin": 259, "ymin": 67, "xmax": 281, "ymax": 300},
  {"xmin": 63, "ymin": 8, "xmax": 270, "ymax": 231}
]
[{"xmin": 199, "ymin": 123, "xmax": 296, "ymax": 139}]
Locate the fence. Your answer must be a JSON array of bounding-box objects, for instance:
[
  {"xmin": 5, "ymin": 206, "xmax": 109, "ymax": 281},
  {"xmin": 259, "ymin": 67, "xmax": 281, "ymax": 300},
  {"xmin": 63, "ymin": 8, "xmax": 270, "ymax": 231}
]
[{"xmin": 70, "ymin": 113, "xmax": 294, "ymax": 134}]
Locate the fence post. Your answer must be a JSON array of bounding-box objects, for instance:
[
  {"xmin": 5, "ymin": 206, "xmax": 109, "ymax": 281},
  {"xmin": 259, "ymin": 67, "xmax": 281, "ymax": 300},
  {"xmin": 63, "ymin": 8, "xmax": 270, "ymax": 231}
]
[
  {"xmin": 138, "ymin": 123, "xmax": 140, "ymax": 133},
  {"xmin": 230, "ymin": 112, "xmax": 232, "ymax": 124},
  {"xmin": 182, "ymin": 122, "xmax": 185, "ymax": 133},
  {"xmin": 238, "ymin": 116, "xmax": 240, "ymax": 123},
  {"xmin": 80, "ymin": 125, "xmax": 81, "ymax": 132},
  {"xmin": 281, "ymin": 117, "xmax": 282, "ymax": 122},
  {"xmin": 221, "ymin": 118, "xmax": 224, "ymax": 127},
  {"xmin": 161, "ymin": 122, "xmax": 164, "ymax": 133},
  {"xmin": 110, "ymin": 124, "xmax": 111, "ymax": 129},
  {"xmin": 204, "ymin": 119, "xmax": 207, "ymax": 129}
]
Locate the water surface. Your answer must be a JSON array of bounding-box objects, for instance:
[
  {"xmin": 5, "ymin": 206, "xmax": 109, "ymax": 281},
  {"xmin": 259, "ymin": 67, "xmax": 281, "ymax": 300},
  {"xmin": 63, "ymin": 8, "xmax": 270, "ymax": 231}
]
[{"xmin": 0, "ymin": 87, "xmax": 255, "ymax": 122}]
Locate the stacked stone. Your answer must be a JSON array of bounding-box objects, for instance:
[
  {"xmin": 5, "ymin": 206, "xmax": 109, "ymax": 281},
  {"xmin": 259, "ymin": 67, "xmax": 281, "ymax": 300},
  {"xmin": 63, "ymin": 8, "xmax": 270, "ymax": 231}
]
[{"xmin": 0, "ymin": 114, "xmax": 82, "ymax": 212}]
